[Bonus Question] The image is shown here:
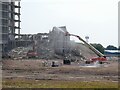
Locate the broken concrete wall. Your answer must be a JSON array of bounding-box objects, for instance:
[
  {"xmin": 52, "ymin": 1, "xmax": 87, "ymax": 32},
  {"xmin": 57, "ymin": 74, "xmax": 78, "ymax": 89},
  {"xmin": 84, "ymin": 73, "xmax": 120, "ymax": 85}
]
[{"xmin": 49, "ymin": 26, "xmax": 71, "ymax": 55}]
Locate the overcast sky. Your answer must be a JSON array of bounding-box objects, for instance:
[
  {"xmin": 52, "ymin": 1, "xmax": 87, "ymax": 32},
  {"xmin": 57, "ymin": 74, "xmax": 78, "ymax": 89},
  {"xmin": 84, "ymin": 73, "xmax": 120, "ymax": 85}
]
[{"xmin": 20, "ymin": 0, "xmax": 119, "ymax": 48}]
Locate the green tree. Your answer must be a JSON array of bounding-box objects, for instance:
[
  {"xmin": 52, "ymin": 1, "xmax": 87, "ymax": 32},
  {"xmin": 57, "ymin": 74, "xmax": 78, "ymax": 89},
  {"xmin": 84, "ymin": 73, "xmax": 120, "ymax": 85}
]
[
  {"xmin": 90, "ymin": 43, "xmax": 105, "ymax": 54},
  {"xmin": 105, "ymin": 45, "xmax": 117, "ymax": 50}
]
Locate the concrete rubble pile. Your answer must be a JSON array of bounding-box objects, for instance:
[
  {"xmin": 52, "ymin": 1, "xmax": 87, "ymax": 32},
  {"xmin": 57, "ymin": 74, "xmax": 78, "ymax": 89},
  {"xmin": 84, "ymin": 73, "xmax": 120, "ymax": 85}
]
[
  {"xmin": 37, "ymin": 41, "xmax": 63, "ymax": 59},
  {"xmin": 36, "ymin": 40, "xmax": 82, "ymax": 60},
  {"xmin": 8, "ymin": 47, "xmax": 32, "ymax": 59},
  {"xmin": 7, "ymin": 26, "xmax": 97, "ymax": 61}
]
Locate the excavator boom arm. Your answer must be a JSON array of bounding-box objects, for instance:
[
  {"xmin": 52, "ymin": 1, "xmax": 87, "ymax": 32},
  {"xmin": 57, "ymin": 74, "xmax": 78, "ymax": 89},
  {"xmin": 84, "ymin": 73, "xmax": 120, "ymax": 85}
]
[{"xmin": 66, "ymin": 33, "xmax": 105, "ymax": 57}]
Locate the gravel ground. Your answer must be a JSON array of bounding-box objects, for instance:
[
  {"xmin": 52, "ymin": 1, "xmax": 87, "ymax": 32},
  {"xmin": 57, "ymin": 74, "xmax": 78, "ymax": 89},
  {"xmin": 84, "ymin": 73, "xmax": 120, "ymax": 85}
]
[{"xmin": 2, "ymin": 59, "xmax": 118, "ymax": 82}]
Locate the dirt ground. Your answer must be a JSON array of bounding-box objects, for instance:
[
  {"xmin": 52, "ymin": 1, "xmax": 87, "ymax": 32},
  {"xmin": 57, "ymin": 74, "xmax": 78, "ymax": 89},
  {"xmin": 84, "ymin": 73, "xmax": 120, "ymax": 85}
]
[{"xmin": 2, "ymin": 59, "xmax": 118, "ymax": 83}]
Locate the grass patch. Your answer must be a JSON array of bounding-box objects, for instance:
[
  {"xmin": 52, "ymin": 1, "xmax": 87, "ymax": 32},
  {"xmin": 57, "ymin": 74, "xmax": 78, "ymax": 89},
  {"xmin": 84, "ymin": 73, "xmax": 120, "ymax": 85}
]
[{"xmin": 2, "ymin": 80, "xmax": 118, "ymax": 88}]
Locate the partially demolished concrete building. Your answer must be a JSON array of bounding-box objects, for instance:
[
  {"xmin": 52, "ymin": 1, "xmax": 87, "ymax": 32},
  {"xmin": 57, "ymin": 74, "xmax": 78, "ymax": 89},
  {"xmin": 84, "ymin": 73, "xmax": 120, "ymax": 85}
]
[
  {"xmin": 0, "ymin": 0, "xmax": 21, "ymax": 58},
  {"xmin": 0, "ymin": 1, "xmax": 98, "ymax": 61},
  {"xmin": 0, "ymin": 0, "xmax": 49, "ymax": 58},
  {"xmin": 49, "ymin": 26, "xmax": 71, "ymax": 55},
  {"xmin": 0, "ymin": 0, "xmax": 78, "ymax": 59}
]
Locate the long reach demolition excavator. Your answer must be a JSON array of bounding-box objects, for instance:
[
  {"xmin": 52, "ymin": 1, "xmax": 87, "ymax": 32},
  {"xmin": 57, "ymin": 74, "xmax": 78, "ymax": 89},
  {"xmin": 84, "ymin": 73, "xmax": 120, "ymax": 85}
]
[{"xmin": 65, "ymin": 32, "xmax": 107, "ymax": 64}]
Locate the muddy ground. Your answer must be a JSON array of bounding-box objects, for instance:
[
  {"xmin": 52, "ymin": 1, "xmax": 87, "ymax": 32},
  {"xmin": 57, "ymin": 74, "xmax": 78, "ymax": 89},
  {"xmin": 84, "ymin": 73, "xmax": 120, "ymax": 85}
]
[{"xmin": 2, "ymin": 59, "xmax": 118, "ymax": 83}]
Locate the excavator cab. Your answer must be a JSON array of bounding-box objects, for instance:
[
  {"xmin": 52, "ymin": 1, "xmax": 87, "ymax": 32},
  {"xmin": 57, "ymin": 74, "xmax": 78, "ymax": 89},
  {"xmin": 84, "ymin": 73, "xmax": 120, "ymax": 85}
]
[{"xmin": 91, "ymin": 56, "xmax": 107, "ymax": 64}]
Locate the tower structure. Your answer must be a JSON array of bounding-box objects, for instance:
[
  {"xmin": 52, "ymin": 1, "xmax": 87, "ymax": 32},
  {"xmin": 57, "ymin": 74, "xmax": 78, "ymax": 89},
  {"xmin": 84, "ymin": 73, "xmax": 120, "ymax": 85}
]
[{"xmin": 85, "ymin": 36, "xmax": 89, "ymax": 43}]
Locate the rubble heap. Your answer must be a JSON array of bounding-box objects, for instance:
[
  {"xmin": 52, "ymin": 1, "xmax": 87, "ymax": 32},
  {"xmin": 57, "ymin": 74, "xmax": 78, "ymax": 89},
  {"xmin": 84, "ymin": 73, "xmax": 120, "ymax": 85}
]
[
  {"xmin": 8, "ymin": 47, "xmax": 32, "ymax": 59},
  {"xmin": 7, "ymin": 26, "xmax": 97, "ymax": 61},
  {"xmin": 37, "ymin": 40, "xmax": 63, "ymax": 59}
]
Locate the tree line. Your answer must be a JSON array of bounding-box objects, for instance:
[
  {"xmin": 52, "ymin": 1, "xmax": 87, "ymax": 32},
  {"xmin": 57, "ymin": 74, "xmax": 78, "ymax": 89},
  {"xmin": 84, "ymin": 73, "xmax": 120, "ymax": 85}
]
[{"xmin": 90, "ymin": 44, "xmax": 119, "ymax": 54}]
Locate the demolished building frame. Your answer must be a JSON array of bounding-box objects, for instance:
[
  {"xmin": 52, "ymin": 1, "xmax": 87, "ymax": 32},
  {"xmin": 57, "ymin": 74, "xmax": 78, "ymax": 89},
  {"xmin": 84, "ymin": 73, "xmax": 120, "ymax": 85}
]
[{"xmin": 0, "ymin": 0, "xmax": 21, "ymax": 57}]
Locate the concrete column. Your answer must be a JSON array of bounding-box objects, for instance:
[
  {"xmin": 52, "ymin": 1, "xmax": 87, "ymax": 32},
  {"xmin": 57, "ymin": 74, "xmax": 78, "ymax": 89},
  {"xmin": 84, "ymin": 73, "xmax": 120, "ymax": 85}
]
[{"xmin": 0, "ymin": 2, "xmax": 2, "ymax": 89}]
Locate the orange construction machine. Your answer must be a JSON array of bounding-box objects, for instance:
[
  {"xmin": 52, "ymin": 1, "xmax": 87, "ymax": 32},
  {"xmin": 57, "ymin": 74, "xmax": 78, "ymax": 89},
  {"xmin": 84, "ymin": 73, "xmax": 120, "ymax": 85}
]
[{"xmin": 65, "ymin": 32, "xmax": 107, "ymax": 64}]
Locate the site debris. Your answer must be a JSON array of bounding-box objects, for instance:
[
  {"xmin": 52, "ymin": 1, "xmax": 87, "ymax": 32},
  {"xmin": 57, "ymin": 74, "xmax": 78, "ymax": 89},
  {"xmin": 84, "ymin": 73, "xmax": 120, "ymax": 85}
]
[
  {"xmin": 0, "ymin": 1, "xmax": 119, "ymax": 88},
  {"xmin": 8, "ymin": 47, "xmax": 30, "ymax": 59},
  {"xmin": 2, "ymin": 26, "xmax": 118, "ymax": 86},
  {"xmin": 6, "ymin": 26, "xmax": 98, "ymax": 62}
]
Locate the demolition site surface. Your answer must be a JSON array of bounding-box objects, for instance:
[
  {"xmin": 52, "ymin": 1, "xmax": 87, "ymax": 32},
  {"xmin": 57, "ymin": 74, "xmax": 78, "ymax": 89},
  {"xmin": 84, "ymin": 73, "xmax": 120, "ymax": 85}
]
[
  {"xmin": 1, "ymin": 27, "xmax": 119, "ymax": 88},
  {"xmin": 2, "ymin": 58, "xmax": 118, "ymax": 88},
  {"xmin": 0, "ymin": 1, "xmax": 119, "ymax": 88}
]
